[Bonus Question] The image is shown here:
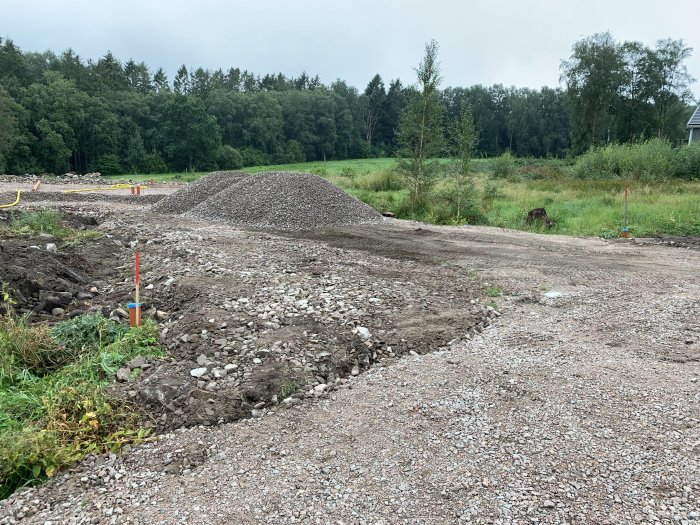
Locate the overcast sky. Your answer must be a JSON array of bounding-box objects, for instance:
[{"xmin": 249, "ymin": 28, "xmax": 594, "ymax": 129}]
[{"xmin": 2, "ymin": 0, "xmax": 699, "ymax": 98}]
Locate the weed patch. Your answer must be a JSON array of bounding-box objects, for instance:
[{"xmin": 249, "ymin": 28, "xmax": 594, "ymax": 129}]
[{"xmin": 0, "ymin": 313, "xmax": 163, "ymax": 499}]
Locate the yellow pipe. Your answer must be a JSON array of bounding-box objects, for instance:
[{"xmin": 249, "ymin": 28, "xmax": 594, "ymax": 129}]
[
  {"xmin": 0, "ymin": 190, "xmax": 21, "ymax": 209},
  {"xmin": 63, "ymin": 184, "xmax": 135, "ymax": 193}
]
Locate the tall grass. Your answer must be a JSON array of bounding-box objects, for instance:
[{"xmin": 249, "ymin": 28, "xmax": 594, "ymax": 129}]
[{"xmin": 573, "ymin": 139, "xmax": 700, "ymax": 181}]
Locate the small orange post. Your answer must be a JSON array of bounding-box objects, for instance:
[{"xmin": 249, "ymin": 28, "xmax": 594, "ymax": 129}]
[{"xmin": 31, "ymin": 180, "xmax": 41, "ymax": 192}]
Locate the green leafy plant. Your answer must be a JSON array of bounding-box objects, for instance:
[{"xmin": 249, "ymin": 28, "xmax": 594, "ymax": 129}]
[
  {"xmin": 278, "ymin": 379, "xmax": 300, "ymax": 399},
  {"xmin": 0, "ymin": 312, "xmax": 163, "ymax": 498},
  {"xmin": 11, "ymin": 210, "xmax": 66, "ymax": 237},
  {"xmin": 1, "ymin": 282, "xmax": 16, "ymax": 307}
]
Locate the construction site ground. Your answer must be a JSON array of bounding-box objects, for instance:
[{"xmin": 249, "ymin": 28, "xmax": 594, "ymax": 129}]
[{"xmin": 0, "ymin": 182, "xmax": 698, "ymax": 524}]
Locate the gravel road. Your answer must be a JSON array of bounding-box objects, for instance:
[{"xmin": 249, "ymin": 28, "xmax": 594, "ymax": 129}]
[{"xmin": 1, "ymin": 202, "xmax": 698, "ymax": 524}]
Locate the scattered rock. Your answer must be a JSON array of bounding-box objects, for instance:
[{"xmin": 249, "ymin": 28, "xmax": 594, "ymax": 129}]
[{"xmin": 115, "ymin": 367, "xmax": 131, "ymax": 382}]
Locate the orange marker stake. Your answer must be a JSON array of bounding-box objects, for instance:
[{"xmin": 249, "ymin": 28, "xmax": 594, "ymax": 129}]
[{"xmin": 134, "ymin": 251, "xmax": 141, "ymax": 326}]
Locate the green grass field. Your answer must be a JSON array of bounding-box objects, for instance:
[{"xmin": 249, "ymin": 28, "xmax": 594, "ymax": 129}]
[{"xmin": 108, "ymin": 158, "xmax": 699, "ymax": 238}]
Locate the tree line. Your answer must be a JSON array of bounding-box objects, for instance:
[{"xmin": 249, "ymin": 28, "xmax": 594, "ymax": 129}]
[{"xmin": 0, "ymin": 32, "xmax": 695, "ymax": 175}]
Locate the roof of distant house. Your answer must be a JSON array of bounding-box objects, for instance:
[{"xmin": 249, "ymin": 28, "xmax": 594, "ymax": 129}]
[{"xmin": 688, "ymin": 105, "xmax": 700, "ymax": 127}]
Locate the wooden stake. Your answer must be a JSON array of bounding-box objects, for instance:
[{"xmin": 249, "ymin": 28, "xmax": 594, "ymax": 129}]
[{"xmin": 622, "ymin": 186, "xmax": 629, "ymax": 238}]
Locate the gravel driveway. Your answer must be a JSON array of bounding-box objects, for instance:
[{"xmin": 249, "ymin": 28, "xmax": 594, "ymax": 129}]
[{"xmin": 1, "ymin": 217, "xmax": 698, "ymax": 524}]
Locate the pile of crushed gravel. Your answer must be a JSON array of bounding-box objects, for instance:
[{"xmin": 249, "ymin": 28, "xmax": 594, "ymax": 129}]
[
  {"xmin": 150, "ymin": 171, "xmax": 248, "ymax": 214},
  {"xmin": 182, "ymin": 171, "xmax": 384, "ymax": 230}
]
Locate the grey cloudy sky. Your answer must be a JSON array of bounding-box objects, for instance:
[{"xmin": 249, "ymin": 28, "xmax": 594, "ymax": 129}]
[{"xmin": 2, "ymin": 0, "xmax": 699, "ymax": 97}]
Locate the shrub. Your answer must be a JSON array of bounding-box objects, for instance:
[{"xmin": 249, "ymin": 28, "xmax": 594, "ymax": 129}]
[
  {"xmin": 672, "ymin": 142, "xmax": 700, "ymax": 180},
  {"xmin": 339, "ymin": 167, "xmax": 357, "ymax": 179},
  {"xmin": 142, "ymin": 152, "xmax": 168, "ymax": 174},
  {"xmin": 0, "ymin": 315, "xmax": 66, "ymax": 377},
  {"xmin": 216, "ymin": 145, "xmax": 243, "ymax": 170},
  {"xmin": 491, "ymin": 152, "xmax": 515, "ymax": 178},
  {"xmin": 0, "ymin": 386, "xmax": 147, "ymax": 499},
  {"xmin": 482, "ymin": 182, "xmax": 503, "ymax": 202},
  {"xmin": 240, "ymin": 148, "xmax": 271, "ymax": 167},
  {"xmin": 0, "ymin": 312, "xmax": 162, "ymax": 498},
  {"xmin": 572, "ymin": 139, "xmax": 686, "ymax": 181},
  {"xmin": 279, "ymin": 140, "xmax": 305, "ymax": 164},
  {"xmin": 431, "ymin": 180, "xmax": 487, "ymax": 225},
  {"xmin": 94, "ymin": 154, "xmax": 122, "ymax": 176},
  {"xmin": 51, "ymin": 314, "xmax": 129, "ymax": 354}
]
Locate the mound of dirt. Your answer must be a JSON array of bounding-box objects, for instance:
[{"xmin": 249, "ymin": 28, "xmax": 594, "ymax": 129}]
[
  {"xmin": 185, "ymin": 171, "xmax": 384, "ymax": 230},
  {"xmin": 150, "ymin": 171, "xmax": 248, "ymax": 214},
  {"xmin": 0, "ymin": 238, "xmax": 123, "ymax": 319}
]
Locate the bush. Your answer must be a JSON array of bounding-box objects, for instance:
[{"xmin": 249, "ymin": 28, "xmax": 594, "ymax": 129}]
[
  {"xmin": 216, "ymin": 145, "xmax": 243, "ymax": 170},
  {"xmin": 51, "ymin": 314, "xmax": 129, "ymax": 354},
  {"xmin": 0, "ymin": 312, "xmax": 162, "ymax": 498},
  {"xmin": 339, "ymin": 167, "xmax": 357, "ymax": 179},
  {"xmin": 0, "ymin": 315, "xmax": 67, "ymax": 377},
  {"xmin": 673, "ymin": 142, "xmax": 700, "ymax": 180},
  {"xmin": 433, "ymin": 182, "xmax": 486, "ymax": 225},
  {"xmin": 491, "ymin": 152, "xmax": 515, "ymax": 178},
  {"xmin": 142, "ymin": 152, "xmax": 168, "ymax": 174},
  {"xmin": 279, "ymin": 140, "xmax": 305, "ymax": 164},
  {"xmin": 482, "ymin": 182, "xmax": 503, "ymax": 202},
  {"xmin": 94, "ymin": 154, "xmax": 122, "ymax": 176},
  {"xmin": 240, "ymin": 148, "xmax": 271, "ymax": 167},
  {"xmin": 571, "ymin": 139, "xmax": 696, "ymax": 181}
]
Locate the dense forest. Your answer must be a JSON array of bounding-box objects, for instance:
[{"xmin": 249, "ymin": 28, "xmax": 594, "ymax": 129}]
[{"xmin": 0, "ymin": 32, "xmax": 695, "ymax": 175}]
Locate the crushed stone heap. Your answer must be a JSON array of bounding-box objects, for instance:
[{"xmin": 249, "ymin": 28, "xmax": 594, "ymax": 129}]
[
  {"xmin": 180, "ymin": 171, "xmax": 384, "ymax": 230},
  {"xmin": 150, "ymin": 171, "xmax": 248, "ymax": 214}
]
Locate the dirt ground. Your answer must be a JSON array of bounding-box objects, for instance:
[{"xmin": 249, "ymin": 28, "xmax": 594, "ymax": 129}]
[{"xmin": 1, "ymin": 185, "xmax": 698, "ymax": 524}]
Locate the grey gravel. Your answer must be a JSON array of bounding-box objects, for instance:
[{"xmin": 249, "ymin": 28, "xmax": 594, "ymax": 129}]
[
  {"xmin": 4, "ymin": 234, "xmax": 697, "ymax": 524},
  {"xmin": 185, "ymin": 171, "xmax": 384, "ymax": 230},
  {"xmin": 150, "ymin": 171, "xmax": 248, "ymax": 214}
]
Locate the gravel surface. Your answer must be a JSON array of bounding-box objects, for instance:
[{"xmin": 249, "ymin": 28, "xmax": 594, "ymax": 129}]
[
  {"xmin": 150, "ymin": 171, "xmax": 248, "ymax": 214},
  {"xmin": 185, "ymin": 172, "xmax": 384, "ymax": 230},
  {"xmin": 92, "ymin": 216, "xmax": 487, "ymax": 430},
  {"xmin": 1, "ymin": 214, "xmax": 698, "ymax": 524}
]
